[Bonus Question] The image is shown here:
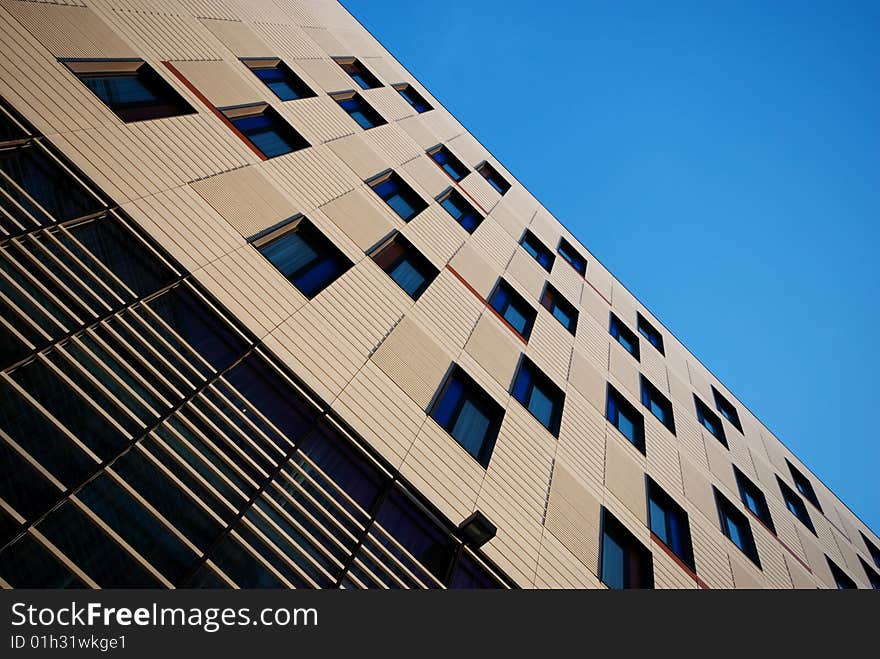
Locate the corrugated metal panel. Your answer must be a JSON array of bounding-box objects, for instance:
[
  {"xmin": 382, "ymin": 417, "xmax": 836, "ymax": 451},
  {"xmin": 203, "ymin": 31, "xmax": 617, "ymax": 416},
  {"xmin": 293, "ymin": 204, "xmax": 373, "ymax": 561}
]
[
  {"xmin": 294, "ymin": 56, "xmax": 352, "ymax": 92},
  {"xmin": 689, "ymin": 517, "xmax": 735, "ymax": 588},
  {"xmin": 325, "ymin": 132, "xmax": 387, "ymax": 180},
  {"xmin": 259, "ymin": 143, "xmax": 357, "ymax": 212},
  {"xmin": 409, "ymin": 270, "xmax": 483, "ymax": 352},
  {"xmin": 604, "ymin": 435, "xmax": 647, "ymax": 524},
  {"xmin": 360, "ymin": 86, "xmax": 412, "ymax": 122},
  {"xmin": 362, "ymin": 122, "xmax": 421, "ymax": 169},
  {"xmin": 536, "ymin": 531, "xmax": 603, "ymax": 589},
  {"xmin": 276, "ymin": 95, "xmax": 354, "ymax": 144},
  {"xmin": 251, "ymin": 21, "xmax": 324, "ymax": 59},
  {"xmin": 458, "ymin": 171, "xmax": 500, "ymax": 213},
  {"xmin": 400, "ymin": 205, "xmax": 467, "ymax": 269},
  {"xmin": 319, "ymin": 187, "xmax": 394, "ymax": 251},
  {"xmin": 92, "ymin": 6, "xmax": 223, "ymax": 60},
  {"xmin": 526, "ymin": 314, "xmax": 573, "ymax": 387},
  {"xmin": 504, "ymin": 248, "xmax": 545, "ymax": 300},
  {"xmin": 645, "ymin": 422, "xmax": 683, "ymax": 496},
  {"xmin": 397, "ymin": 115, "xmax": 441, "ymax": 150},
  {"xmin": 468, "ymin": 218, "xmax": 516, "ymax": 271},
  {"xmin": 464, "ymin": 313, "xmax": 521, "ymax": 389},
  {"xmin": 544, "ymin": 463, "xmax": 602, "ymax": 577},
  {"xmin": 300, "ymin": 25, "xmax": 345, "ymax": 56},
  {"xmin": 171, "ymin": 59, "xmax": 262, "ymax": 108},
  {"xmin": 199, "ymin": 17, "xmax": 272, "ymax": 57}
]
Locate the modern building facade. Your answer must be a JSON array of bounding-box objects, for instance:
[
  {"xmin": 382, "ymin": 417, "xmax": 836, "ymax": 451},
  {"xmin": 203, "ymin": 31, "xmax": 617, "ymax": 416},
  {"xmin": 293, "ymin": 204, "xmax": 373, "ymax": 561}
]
[{"xmin": 0, "ymin": 0, "xmax": 877, "ymax": 590}]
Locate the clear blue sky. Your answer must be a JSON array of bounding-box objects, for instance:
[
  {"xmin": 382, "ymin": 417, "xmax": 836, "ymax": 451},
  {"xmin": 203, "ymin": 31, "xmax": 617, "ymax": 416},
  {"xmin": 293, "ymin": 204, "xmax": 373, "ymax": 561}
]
[{"xmin": 342, "ymin": 0, "xmax": 880, "ymax": 533}]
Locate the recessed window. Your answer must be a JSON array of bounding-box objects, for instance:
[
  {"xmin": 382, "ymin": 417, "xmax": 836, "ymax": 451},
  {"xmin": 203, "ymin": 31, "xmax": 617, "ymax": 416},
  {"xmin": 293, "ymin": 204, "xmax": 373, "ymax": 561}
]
[
  {"xmin": 540, "ymin": 283, "xmax": 578, "ymax": 334},
  {"xmin": 430, "ymin": 365, "xmax": 504, "ymax": 468},
  {"xmin": 861, "ymin": 532, "xmax": 880, "ymax": 569},
  {"xmin": 242, "ymin": 58, "xmax": 316, "ymax": 101},
  {"xmin": 777, "ymin": 477, "xmax": 815, "ymax": 534},
  {"xmin": 331, "ymin": 91, "xmax": 386, "ymax": 130},
  {"xmin": 606, "ymin": 384, "xmax": 645, "ymax": 454},
  {"xmin": 333, "ymin": 57, "xmax": 382, "ymax": 89},
  {"xmin": 511, "ymin": 357, "xmax": 564, "ymax": 437},
  {"xmin": 488, "ymin": 279, "xmax": 537, "ymax": 341},
  {"xmin": 519, "ymin": 230, "xmax": 554, "ymax": 272},
  {"xmin": 367, "ymin": 171, "xmax": 428, "ymax": 222},
  {"xmin": 437, "ymin": 188, "xmax": 483, "ymax": 233},
  {"xmin": 476, "ymin": 161, "xmax": 510, "ymax": 195},
  {"xmin": 369, "ymin": 233, "xmax": 438, "ymax": 300},
  {"xmin": 859, "ymin": 557, "xmax": 880, "ymax": 589},
  {"xmin": 640, "ymin": 376, "xmax": 675, "ymax": 434},
  {"xmin": 694, "ymin": 395, "xmax": 727, "ymax": 448},
  {"xmin": 714, "ymin": 488, "xmax": 761, "ymax": 567},
  {"xmin": 733, "ymin": 466, "xmax": 775, "ymax": 534},
  {"xmin": 786, "ymin": 459, "xmax": 822, "ymax": 512},
  {"xmin": 636, "ymin": 312, "xmax": 664, "ymax": 355},
  {"xmin": 827, "ymin": 557, "xmax": 857, "ymax": 589},
  {"xmin": 252, "ymin": 217, "xmax": 351, "ymax": 299},
  {"xmin": 222, "ymin": 104, "xmax": 309, "ymax": 158},
  {"xmin": 600, "ymin": 508, "xmax": 654, "ymax": 589},
  {"xmin": 647, "ymin": 477, "xmax": 695, "ymax": 571},
  {"xmin": 63, "ymin": 60, "xmax": 194, "ymax": 123},
  {"xmin": 557, "ymin": 237, "xmax": 587, "ymax": 276},
  {"xmin": 427, "ymin": 145, "xmax": 469, "ymax": 181},
  {"xmin": 609, "ymin": 313, "xmax": 640, "ymax": 361},
  {"xmin": 711, "ymin": 386, "xmax": 743, "ymax": 433},
  {"xmin": 393, "ymin": 83, "xmax": 432, "ymax": 113}
]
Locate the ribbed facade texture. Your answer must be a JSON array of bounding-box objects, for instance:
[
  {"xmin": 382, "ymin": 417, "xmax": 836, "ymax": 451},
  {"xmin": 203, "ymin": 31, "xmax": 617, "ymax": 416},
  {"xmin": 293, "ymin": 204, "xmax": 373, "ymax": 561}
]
[{"xmin": 0, "ymin": 0, "xmax": 877, "ymax": 590}]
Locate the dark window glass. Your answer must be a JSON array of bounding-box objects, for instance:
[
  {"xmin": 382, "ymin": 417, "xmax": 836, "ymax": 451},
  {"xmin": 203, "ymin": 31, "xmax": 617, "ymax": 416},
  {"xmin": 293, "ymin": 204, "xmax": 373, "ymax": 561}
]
[
  {"xmin": 520, "ymin": 230, "xmax": 554, "ymax": 272},
  {"xmin": 777, "ymin": 477, "xmax": 815, "ymax": 534},
  {"xmin": 859, "ymin": 557, "xmax": 880, "ymax": 589},
  {"xmin": 334, "ymin": 92, "xmax": 386, "ymax": 130},
  {"xmin": 733, "ymin": 466, "xmax": 775, "ymax": 534},
  {"xmin": 600, "ymin": 508, "xmax": 654, "ymax": 589},
  {"xmin": 71, "ymin": 62, "xmax": 194, "ymax": 122},
  {"xmin": 0, "ymin": 110, "xmax": 27, "ymax": 143},
  {"xmin": 201, "ymin": 534, "xmax": 285, "ymax": 588},
  {"xmin": 256, "ymin": 218, "xmax": 352, "ymax": 298},
  {"xmin": 476, "ymin": 162, "xmax": 510, "ymax": 195},
  {"xmin": 0, "ymin": 438, "xmax": 60, "ymax": 531},
  {"xmin": 428, "ymin": 146, "xmax": 469, "ymax": 181},
  {"xmin": 0, "ymin": 533, "xmax": 87, "ymax": 588},
  {"xmin": 715, "ymin": 488, "xmax": 761, "ymax": 567},
  {"xmin": 557, "ymin": 237, "xmax": 587, "ymax": 276},
  {"xmin": 511, "ymin": 357, "xmax": 564, "ymax": 437},
  {"xmin": 609, "ymin": 313, "xmax": 640, "ymax": 360},
  {"xmin": 448, "ymin": 553, "xmax": 503, "ymax": 588},
  {"xmin": 369, "ymin": 172, "xmax": 428, "ymax": 222},
  {"xmin": 712, "ymin": 386, "xmax": 743, "ymax": 433},
  {"xmin": 394, "ymin": 84, "xmax": 432, "ymax": 113},
  {"xmin": 246, "ymin": 60, "xmax": 315, "ymax": 101},
  {"xmin": 640, "ymin": 376, "xmax": 675, "ymax": 434},
  {"xmin": 438, "ymin": 188, "xmax": 482, "ymax": 233},
  {"xmin": 786, "ymin": 460, "xmax": 822, "ymax": 512},
  {"xmin": 488, "ymin": 279, "xmax": 537, "ymax": 340},
  {"xmin": 695, "ymin": 395, "xmax": 727, "ymax": 448},
  {"xmin": 430, "ymin": 366, "xmax": 504, "ymax": 468},
  {"xmin": 334, "ymin": 58, "xmax": 382, "ymax": 90},
  {"xmin": 647, "ymin": 478, "xmax": 695, "ymax": 571},
  {"xmin": 861, "ymin": 532, "xmax": 880, "ymax": 569},
  {"xmin": 636, "ymin": 312, "xmax": 664, "ymax": 355},
  {"xmin": 827, "ymin": 558, "xmax": 857, "ymax": 589},
  {"xmin": 227, "ymin": 106, "xmax": 309, "ymax": 159},
  {"xmin": 606, "ymin": 385, "xmax": 645, "ymax": 453},
  {"xmin": 371, "ymin": 233, "xmax": 438, "ymax": 300},
  {"xmin": 540, "ymin": 284, "xmax": 578, "ymax": 334}
]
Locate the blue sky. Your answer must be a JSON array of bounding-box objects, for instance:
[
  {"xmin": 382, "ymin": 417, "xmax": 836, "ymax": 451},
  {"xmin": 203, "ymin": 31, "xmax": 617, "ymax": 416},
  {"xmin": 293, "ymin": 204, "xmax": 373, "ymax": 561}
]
[{"xmin": 342, "ymin": 1, "xmax": 880, "ymax": 533}]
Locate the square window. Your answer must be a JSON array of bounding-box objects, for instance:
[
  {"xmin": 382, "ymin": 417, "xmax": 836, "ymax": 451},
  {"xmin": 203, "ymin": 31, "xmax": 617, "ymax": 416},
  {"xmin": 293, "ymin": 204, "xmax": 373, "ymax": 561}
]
[
  {"xmin": 636, "ymin": 312, "xmax": 664, "ymax": 355},
  {"xmin": 540, "ymin": 284, "xmax": 578, "ymax": 334},
  {"xmin": 714, "ymin": 488, "xmax": 761, "ymax": 567},
  {"xmin": 369, "ymin": 233, "xmax": 438, "ymax": 300},
  {"xmin": 367, "ymin": 171, "xmax": 428, "ymax": 222},
  {"xmin": 640, "ymin": 376, "xmax": 675, "ymax": 434},
  {"xmin": 712, "ymin": 386, "xmax": 743, "ymax": 434},
  {"xmin": 859, "ymin": 557, "xmax": 880, "ymax": 589},
  {"xmin": 476, "ymin": 161, "xmax": 510, "ymax": 195},
  {"xmin": 519, "ymin": 230, "xmax": 555, "ymax": 272},
  {"xmin": 252, "ymin": 217, "xmax": 352, "ymax": 298},
  {"xmin": 827, "ymin": 557, "xmax": 857, "ymax": 589},
  {"xmin": 430, "ymin": 365, "xmax": 504, "ymax": 468},
  {"xmin": 694, "ymin": 395, "xmax": 727, "ymax": 448},
  {"xmin": 647, "ymin": 477, "xmax": 695, "ymax": 571},
  {"xmin": 333, "ymin": 57, "xmax": 382, "ymax": 90},
  {"xmin": 437, "ymin": 188, "xmax": 483, "ymax": 233},
  {"xmin": 511, "ymin": 357, "xmax": 564, "ymax": 437},
  {"xmin": 393, "ymin": 83, "xmax": 432, "ymax": 113},
  {"xmin": 427, "ymin": 145, "xmax": 470, "ymax": 181},
  {"xmin": 733, "ymin": 466, "xmax": 775, "ymax": 534},
  {"xmin": 609, "ymin": 313, "xmax": 640, "ymax": 361},
  {"xmin": 861, "ymin": 532, "xmax": 880, "ymax": 569},
  {"xmin": 488, "ymin": 279, "xmax": 537, "ymax": 341},
  {"xmin": 64, "ymin": 60, "xmax": 194, "ymax": 123},
  {"xmin": 557, "ymin": 237, "xmax": 587, "ymax": 276},
  {"xmin": 223, "ymin": 104, "xmax": 309, "ymax": 158},
  {"xmin": 786, "ymin": 459, "xmax": 822, "ymax": 512},
  {"xmin": 331, "ymin": 91, "xmax": 386, "ymax": 130},
  {"xmin": 600, "ymin": 508, "xmax": 654, "ymax": 589},
  {"xmin": 242, "ymin": 59, "xmax": 316, "ymax": 101},
  {"xmin": 606, "ymin": 385, "xmax": 645, "ymax": 453},
  {"xmin": 777, "ymin": 477, "xmax": 815, "ymax": 534}
]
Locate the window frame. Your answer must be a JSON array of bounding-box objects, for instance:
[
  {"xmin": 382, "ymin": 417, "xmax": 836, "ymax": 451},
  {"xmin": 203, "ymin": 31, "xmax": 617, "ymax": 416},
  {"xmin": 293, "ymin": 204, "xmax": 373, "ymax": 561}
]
[
  {"xmin": 366, "ymin": 170, "xmax": 429, "ymax": 222},
  {"xmin": 694, "ymin": 395, "xmax": 728, "ymax": 448},
  {"xmin": 606, "ymin": 384, "xmax": 646, "ymax": 454},
  {"xmin": 640, "ymin": 375, "xmax": 675, "ymax": 435},
  {"xmin": 540, "ymin": 283, "xmax": 578, "ymax": 334},
  {"xmin": 609, "ymin": 313, "xmax": 640, "ymax": 361},
  {"xmin": 475, "ymin": 161, "xmax": 510, "ymax": 195},
  {"xmin": 221, "ymin": 103, "xmax": 309, "ymax": 159},
  {"xmin": 368, "ymin": 232, "xmax": 438, "ymax": 300},
  {"xmin": 488, "ymin": 279, "xmax": 538, "ymax": 341},
  {"xmin": 333, "ymin": 57, "xmax": 382, "ymax": 90},
  {"xmin": 556, "ymin": 237, "xmax": 587, "ymax": 276},
  {"xmin": 392, "ymin": 83, "xmax": 433, "ymax": 113},
  {"xmin": 427, "ymin": 145, "xmax": 470, "ymax": 182},
  {"xmin": 785, "ymin": 459, "xmax": 823, "ymax": 512},
  {"xmin": 714, "ymin": 487, "xmax": 761, "ymax": 568},
  {"xmin": 733, "ymin": 466, "xmax": 776, "ymax": 535},
  {"xmin": 636, "ymin": 312, "xmax": 665, "ymax": 355},
  {"xmin": 241, "ymin": 58, "xmax": 316, "ymax": 101},
  {"xmin": 711, "ymin": 386, "xmax": 743, "ymax": 433},
  {"xmin": 436, "ymin": 188, "xmax": 483, "ymax": 233},
  {"xmin": 519, "ymin": 230, "xmax": 555, "ymax": 272},
  {"xmin": 826, "ymin": 557, "xmax": 857, "ymax": 589},
  {"xmin": 331, "ymin": 90, "xmax": 387, "ymax": 130},
  {"xmin": 777, "ymin": 476, "xmax": 816, "ymax": 534},
  {"xmin": 646, "ymin": 477, "xmax": 695, "ymax": 571},
  {"xmin": 599, "ymin": 507, "xmax": 654, "ymax": 589},
  {"xmin": 860, "ymin": 532, "xmax": 880, "ymax": 569},
  {"xmin": 510, "ymin": 356, "xmax": 565, "ymax": 437}
]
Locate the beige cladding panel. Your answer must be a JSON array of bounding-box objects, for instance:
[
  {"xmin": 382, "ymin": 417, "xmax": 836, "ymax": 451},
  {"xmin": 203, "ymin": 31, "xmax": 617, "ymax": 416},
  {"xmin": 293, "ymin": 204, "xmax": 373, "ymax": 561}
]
[
  {"xmin": 449, "ymin": 243, "xmax": 500, "ymax": 299},
  {"xmin": 294, "ymin": 57, "xmax": 355, "ymax": 93},
  {"xmin": 169, "ymin": 60, "xmax": 262, "ymax": 109},
  {"xmin": 319, "ymin": 187, "xmax": 395, "ymax": 251},
  {"xmin": 568, "ymin": 348, "xmax": 606, "ymax": 412},
  {"xmin": 326, "ymin": 133, "xmax": 388, "ymax": 180},
  {"xmin": 604, "ymin": 436, "xmax": 647, "ymax": 525},
  {"xmin": 505, "ymin": 248, "xmax": 547, "ymax": 301},
  {"xmin": 544, "ymin": 463, "xmax": 603, "ymax": 576},
  {"xmin": 465, "ymin": 314, "xmax": 522, "ymax": 390},
  {"xmin": 200, "ymin": 17, "xmax": 272, "ymax": 57},
  {"xmin": 680, "ymin": 454, "xmax": 718, "ymax": 523}
]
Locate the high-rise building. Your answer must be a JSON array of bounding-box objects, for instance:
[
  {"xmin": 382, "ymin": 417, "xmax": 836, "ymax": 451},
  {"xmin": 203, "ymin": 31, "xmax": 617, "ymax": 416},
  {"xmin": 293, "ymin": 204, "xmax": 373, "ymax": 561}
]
[{"xmin": 0, "ymin": 0, "xmax": 876, "ymax": 590}]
